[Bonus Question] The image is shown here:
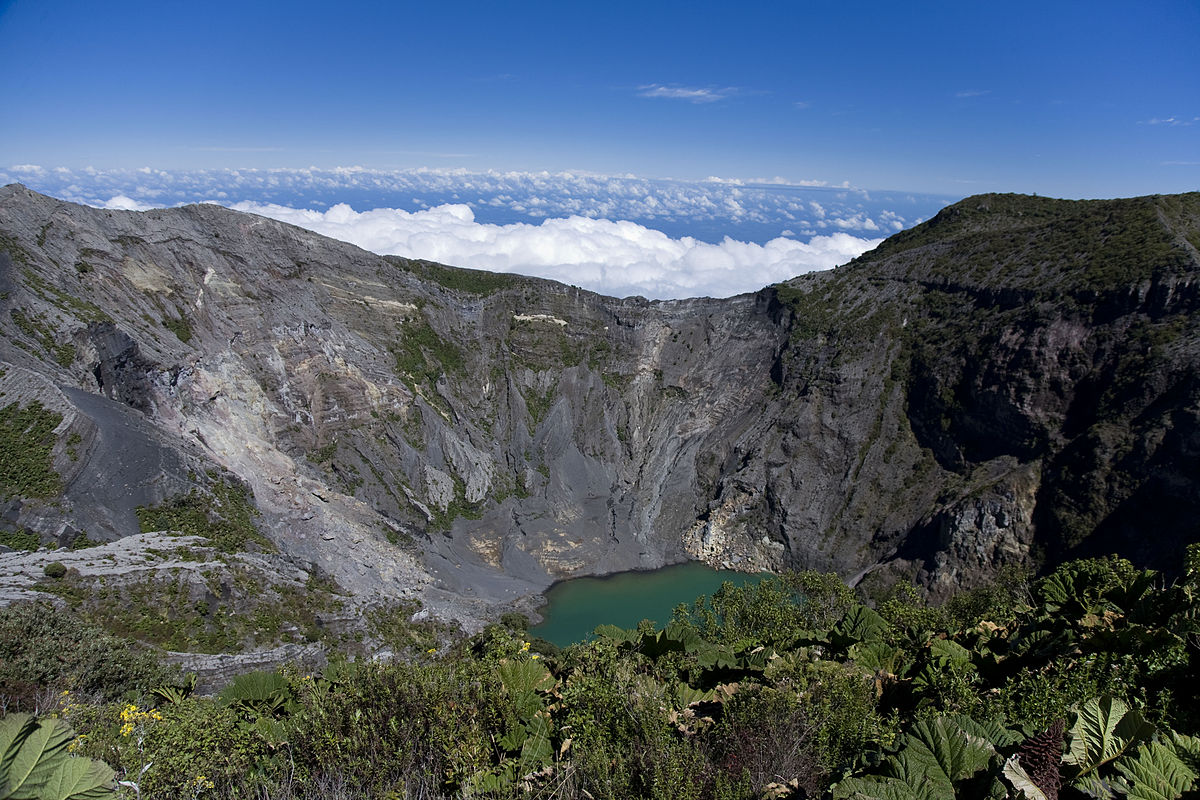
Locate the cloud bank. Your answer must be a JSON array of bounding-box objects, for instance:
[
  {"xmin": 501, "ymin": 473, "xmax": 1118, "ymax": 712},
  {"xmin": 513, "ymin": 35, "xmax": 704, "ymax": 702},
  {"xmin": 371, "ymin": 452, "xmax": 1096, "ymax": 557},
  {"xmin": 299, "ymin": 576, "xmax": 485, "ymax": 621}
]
[
  {"xmin": 2, "ymin": 165, "xmax": 952, "ymax": 298},
  {"xmin": 230, "ymin": 201, "xmax": 880, "ymax": 299},
  {"xmin": 1, "ymin": 166, "xmax": 950, "ymax": 243}
]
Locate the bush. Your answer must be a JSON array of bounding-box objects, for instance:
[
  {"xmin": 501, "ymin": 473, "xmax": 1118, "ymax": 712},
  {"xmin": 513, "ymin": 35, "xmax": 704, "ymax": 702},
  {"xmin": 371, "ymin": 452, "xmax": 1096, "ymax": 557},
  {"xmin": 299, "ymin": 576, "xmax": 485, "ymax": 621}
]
[
  {"xmin": 0, "ymin": 602, "xmax": 177, "ymax": 709},
  {"xmin": 286, "ymin": 660, "xmax": 496, "ymax": 797},
  {"xmin": 500, "ymin": 611, "xmax": 530, "ymax": 632},
  {"xmin": 43, "ymin": 561, "xmax": 67, "ymax": 579}
]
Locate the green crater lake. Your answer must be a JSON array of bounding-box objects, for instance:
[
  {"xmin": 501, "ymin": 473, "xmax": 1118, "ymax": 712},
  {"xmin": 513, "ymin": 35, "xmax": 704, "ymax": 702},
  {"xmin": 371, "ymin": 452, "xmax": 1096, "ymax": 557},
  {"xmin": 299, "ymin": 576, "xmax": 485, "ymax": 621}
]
[{"xmin": 529, "ymin": 561, "xmax": 769, "ymax": 647}]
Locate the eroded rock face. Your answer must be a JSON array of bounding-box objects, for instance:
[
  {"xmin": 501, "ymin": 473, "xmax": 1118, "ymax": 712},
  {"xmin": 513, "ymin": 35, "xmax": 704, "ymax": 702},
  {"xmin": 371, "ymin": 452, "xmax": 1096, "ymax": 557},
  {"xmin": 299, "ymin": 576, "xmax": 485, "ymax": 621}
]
[{"xmin": 2, "ymin": 185, "xmax": 1198, "ymax": 626}]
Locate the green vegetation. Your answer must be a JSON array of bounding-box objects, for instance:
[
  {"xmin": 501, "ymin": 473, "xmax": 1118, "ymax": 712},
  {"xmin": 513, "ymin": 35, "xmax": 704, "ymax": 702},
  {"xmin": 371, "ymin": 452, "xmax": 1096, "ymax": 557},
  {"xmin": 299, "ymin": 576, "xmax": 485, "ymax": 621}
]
[
  {"xmin": 0, "ymin": 233, "xmax": 30, "ymax": 266},
  {"xmin": 160, "ymin": 314, "xmax": 192, "ymax": 343},
  {"xmin": 68, "ymin": 532, "xmax": 103, "ymax": 550},
  {"xmin": 9, "ymin": 308, "xmax": 76, "ymax": 367},
  {"xmin": 21, "ymin": 268, "xmax": 110, "ymax": 323},
  {"xmin": 65, "ymin": 431, "xmax": 82, "ymax": 462},
  {"xmin": 0, "ymin": 529, "xmax": 41, "ymax": 552},
  {"xmin": 306, "ymin": 440, "xmax": 338, "ymax": 464},
  {"xmin": 2, "ymin": 551, "xmax": 1197, "ymax": 798},
  {"xmin": 0, "ymin": 602, "xmax": 178, "ymax": 707},
  {"xmin": 392, "ymin": 257, "xmax": 524, "ymax": 296},
  {"xmin": 0, "ymin": 712, "xmax": 117, "ymax": 799},
  {"xmin": 391, "ymin": 317, "xmax": 464, "ymax": 385},
  {"xmin": 366, "ymin": 599, "xmax": 456, "ymax": 656},
  {"xmin": 135, "ymin": 475, "xmax": 272, "ymax": 553},
  {"xmin": 523, "ymin": 383, "xmax": 557, "ymax": 433},
  {"xmin": 0, "ymin": 401, "xmax": 64, "ymax": 500},
  {"xmin": 856, "ymin": 193, "xmax": 1198, "ymax": 292},
  {"xmin": 34, "ymin": 567, "xmax": 343, "ymax": 654},
  {"xmin": 428, "ymin": 474, "xmax": 484, "ymax": 531}
]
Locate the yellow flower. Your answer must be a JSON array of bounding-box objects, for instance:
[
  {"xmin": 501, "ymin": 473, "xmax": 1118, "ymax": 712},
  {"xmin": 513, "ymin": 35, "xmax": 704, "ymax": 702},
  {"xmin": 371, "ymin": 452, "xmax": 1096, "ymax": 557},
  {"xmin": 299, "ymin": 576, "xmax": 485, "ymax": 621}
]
[
  {"xmin": 530, "ymin": 654, "xmax": 540, "ymax": 660},
  {"xmin": 427, "ymin": 648, "xmax": 437, "ymax": 654},
  {"xmin": 118, "ymin": 703, "xmax": 162, "ymax": 734}
]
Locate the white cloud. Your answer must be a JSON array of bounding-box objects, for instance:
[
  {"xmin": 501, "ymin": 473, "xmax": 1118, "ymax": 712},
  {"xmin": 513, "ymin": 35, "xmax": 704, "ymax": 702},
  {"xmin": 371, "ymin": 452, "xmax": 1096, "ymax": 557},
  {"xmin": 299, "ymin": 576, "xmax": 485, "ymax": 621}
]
[
  {"xmin": 637, "ymin": 84, "xmax": 735, "ymax": 103},
  {"xmin": 232, "ymin": 201, "xmax": 879, "ymax": 300},
  {"xmin": 102, "ymin": 194, "xmax": 154, "ymax": 211},
  {"xmin": 1141, "ymin": 116, "xmax": 1197, "ymax": 126},
  {"xmin": 955, "ymin": 89, "xmax": 990, "ymax": 98}
]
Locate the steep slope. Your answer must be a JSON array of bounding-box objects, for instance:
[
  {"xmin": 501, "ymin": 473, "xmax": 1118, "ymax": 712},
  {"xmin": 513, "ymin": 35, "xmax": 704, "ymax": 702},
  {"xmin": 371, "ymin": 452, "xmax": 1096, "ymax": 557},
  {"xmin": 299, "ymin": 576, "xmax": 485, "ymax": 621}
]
[
  {"xmin": 762, "ymin": 193, "xmax": 1200, "ymax": 595},
  {"xmin": 1, "ymin": 185, "xmax": 1197, "ymax": 627}
]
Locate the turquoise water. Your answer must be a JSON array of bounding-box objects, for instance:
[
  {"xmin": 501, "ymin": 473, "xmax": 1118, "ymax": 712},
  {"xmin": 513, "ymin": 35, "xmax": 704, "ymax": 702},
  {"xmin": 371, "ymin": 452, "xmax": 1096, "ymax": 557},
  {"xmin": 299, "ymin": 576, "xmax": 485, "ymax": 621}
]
[{"xmin": 528, "ymin": 561, "xmax": 769, "ymax": 647}]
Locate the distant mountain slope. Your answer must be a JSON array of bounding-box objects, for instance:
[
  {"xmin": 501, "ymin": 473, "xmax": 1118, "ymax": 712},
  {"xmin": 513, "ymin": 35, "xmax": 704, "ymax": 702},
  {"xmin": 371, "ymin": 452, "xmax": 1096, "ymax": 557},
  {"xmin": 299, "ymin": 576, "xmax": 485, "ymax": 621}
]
[{"xmin": 1, "ymin": 185, "xmax": 1197, "ymax": 625}]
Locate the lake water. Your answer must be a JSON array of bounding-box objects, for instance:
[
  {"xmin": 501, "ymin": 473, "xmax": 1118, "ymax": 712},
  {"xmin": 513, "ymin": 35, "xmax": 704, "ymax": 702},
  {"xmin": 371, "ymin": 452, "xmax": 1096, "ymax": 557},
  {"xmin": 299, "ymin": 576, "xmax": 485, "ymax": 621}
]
[{"xmin": 528, "ymin": 561, "xmax": 769, "ymax": 647}]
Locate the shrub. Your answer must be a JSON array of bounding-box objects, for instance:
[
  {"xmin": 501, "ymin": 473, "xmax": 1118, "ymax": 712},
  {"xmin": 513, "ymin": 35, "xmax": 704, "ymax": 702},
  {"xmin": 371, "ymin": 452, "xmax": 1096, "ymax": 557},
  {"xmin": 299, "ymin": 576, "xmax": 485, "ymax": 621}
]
[
  {"xmin": 0, "ymin": 401, "xmax": 64, "ymax": 500},
  {"xmin": 286, "ymin": 660, "xmax": 495, "ymax": 797},
  {"xmin": 43, "ymin": 561, "xmax": 67, "ymax": 579},
  {"xmin": 0, "ymin": 602, "xmax": 177, "ymax": 709}
]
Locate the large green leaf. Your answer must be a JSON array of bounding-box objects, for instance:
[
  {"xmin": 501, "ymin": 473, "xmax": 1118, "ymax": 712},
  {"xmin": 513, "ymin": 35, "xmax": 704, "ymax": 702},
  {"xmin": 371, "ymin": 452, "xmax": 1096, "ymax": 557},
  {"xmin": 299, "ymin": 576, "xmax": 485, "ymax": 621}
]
[
  {"xmin": 0, "ymin": 714, "xmax": 39, "ymax": 794},
  {"xmin": 1037, "ymin": 570, "xmax": 1080, "ymax": 615},
  {"xmin": 217, "ymin": 670, "xmax": 289, "ymax": 706},
  {"xmin": 834, "ymin": 774, "xmax": 931, "ymax": 800},
  {"xmin": 672, "ymin": 683, "xmax": 711, "ymax": 708},
  {"xmin": 498, "ymin": 659, "xmax": 554, "ymax": 696},
  {"xmin": 886, "ymin": 744, "xmax": 954, "ymax": 798},
  {"xmin": 929, "ymin": 638, "xmax": 972, "ymax": 665},
  {"xmin": 850, "ymin": 641, "xmax": 907, "ymax": 675},
  {"xmin": 517, "ymin": 711, "xmax": 554, "ymax": 772},
  {"xmin": 1, "ymin": 715, "xmax": 73, "ymax": 799},
  {"xmin": 695, "ymin": 644, "xmax": 738, "ymax": 670},
  {"xmin": 1064, "ymin": 697, "xmax": 1156, "ymax": 798},
  {"xmin": 1112, "ymin": 736, "xmax": 1199, "ymax": 800},
  {"xmin": 835, "ymin": 715, "xmax": 1004, "ymax": 800},
  {"xmin": 593, "ymin": 624, "xmax": 637, "ymax": 644},
  {"xmin": 499, "ymin": 725, "xmax": 526, "ymax": 753},
  {"xmin": 663, "ymin": 621, "xmax": 705, "ymax": 652},
  {"xmin": 906, "ymin": 716, "xmax": 995, "ymax": 784},
  {"xmin": 832, "ymin": 605, "xmax": 890, "ymax": 649},
  {"xmin": 944, "ymin": 714, "xmax": 1022, "ymax": 749},
  {"xmin": 30, "ymin": 757, "xmax": 115, "ymax": 800}
]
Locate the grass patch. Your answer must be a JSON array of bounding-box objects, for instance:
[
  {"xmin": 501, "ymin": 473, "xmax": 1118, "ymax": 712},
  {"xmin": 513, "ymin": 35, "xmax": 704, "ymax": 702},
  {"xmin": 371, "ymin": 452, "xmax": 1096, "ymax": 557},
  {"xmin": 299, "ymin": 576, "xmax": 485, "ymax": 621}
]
[
  {"xmin": 0, "ymin": 401, "xmax": 64, "ymax": 499},
  {"xmin": 136, "ymin": 475, "xmax": 273, "ymax": 553},
  {"xmin": 523, "ymin": 383, "xmax": 557, "ymax": 433},
  {"xmin": 36, "ymin": 566, "xmax": 343, "ymax": 654},
  {"xmin": 392, "ymin": 317, "xmax": 464, "ymax": 385},
  {"xmin": 10, "ymin": 308, "xmax": 76, "ymax": 367},
  {"xmin": 390, "ymin": 257, "xmax": 521, "ymax": 296},
  {"xmin": 0, "ymin": 528, "xmax": 42, "ymax": 551},
  {"xmin": 22, "ymin": 268, "xmax": 110, "ymax": 322},
  {"xmin": 428, "ymin": 474, "xmax": 484, "ymax": 531},
  {"xmin": 162, "ymin": 314, "xmax": 193, "ymax": 343}
]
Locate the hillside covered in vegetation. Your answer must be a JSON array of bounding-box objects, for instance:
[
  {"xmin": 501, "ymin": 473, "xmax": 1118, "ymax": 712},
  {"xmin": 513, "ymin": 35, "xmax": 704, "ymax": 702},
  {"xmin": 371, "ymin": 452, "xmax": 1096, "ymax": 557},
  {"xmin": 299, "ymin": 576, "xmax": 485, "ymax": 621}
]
[{"xmin": 2, "ymin": 550, "xmax": 1199, "ymax": 799}]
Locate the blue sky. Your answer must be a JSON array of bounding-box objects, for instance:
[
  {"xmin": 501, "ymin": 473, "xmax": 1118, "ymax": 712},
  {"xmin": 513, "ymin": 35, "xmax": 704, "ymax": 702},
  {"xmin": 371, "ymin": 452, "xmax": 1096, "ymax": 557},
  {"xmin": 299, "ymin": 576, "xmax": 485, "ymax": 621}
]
[
  {"xmin": 2, "ymin": 0, "xmax": 1196, "ymax": 197},
  {"xmin": 1, "ymin": 1, "xmax": 1197, "ymax": 298}
]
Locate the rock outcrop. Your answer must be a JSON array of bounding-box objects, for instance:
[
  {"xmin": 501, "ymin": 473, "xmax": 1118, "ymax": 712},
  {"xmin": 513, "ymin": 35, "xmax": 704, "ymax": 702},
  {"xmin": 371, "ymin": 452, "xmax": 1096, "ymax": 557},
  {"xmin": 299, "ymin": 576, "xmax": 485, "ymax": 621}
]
[{"xmin": 2, "ymin": 185, "xmax": 1197, "ymax": 626}]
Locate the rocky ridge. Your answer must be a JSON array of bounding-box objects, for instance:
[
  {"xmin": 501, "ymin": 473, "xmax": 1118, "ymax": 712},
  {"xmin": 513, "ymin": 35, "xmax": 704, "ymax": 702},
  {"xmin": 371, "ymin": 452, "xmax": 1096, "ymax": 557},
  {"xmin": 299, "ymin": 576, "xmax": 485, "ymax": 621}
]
[{"xmin": 1, "ymin": 185, "xmax": 1198, "ymax": 633}]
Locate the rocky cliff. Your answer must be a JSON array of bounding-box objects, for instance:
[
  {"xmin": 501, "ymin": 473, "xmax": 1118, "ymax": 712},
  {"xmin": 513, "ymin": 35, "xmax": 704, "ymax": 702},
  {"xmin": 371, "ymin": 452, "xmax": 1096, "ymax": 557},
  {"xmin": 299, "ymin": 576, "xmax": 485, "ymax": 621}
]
[{"xmin": 2, "ymin": 185, "xmax": 1197, "ymax": 629}]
